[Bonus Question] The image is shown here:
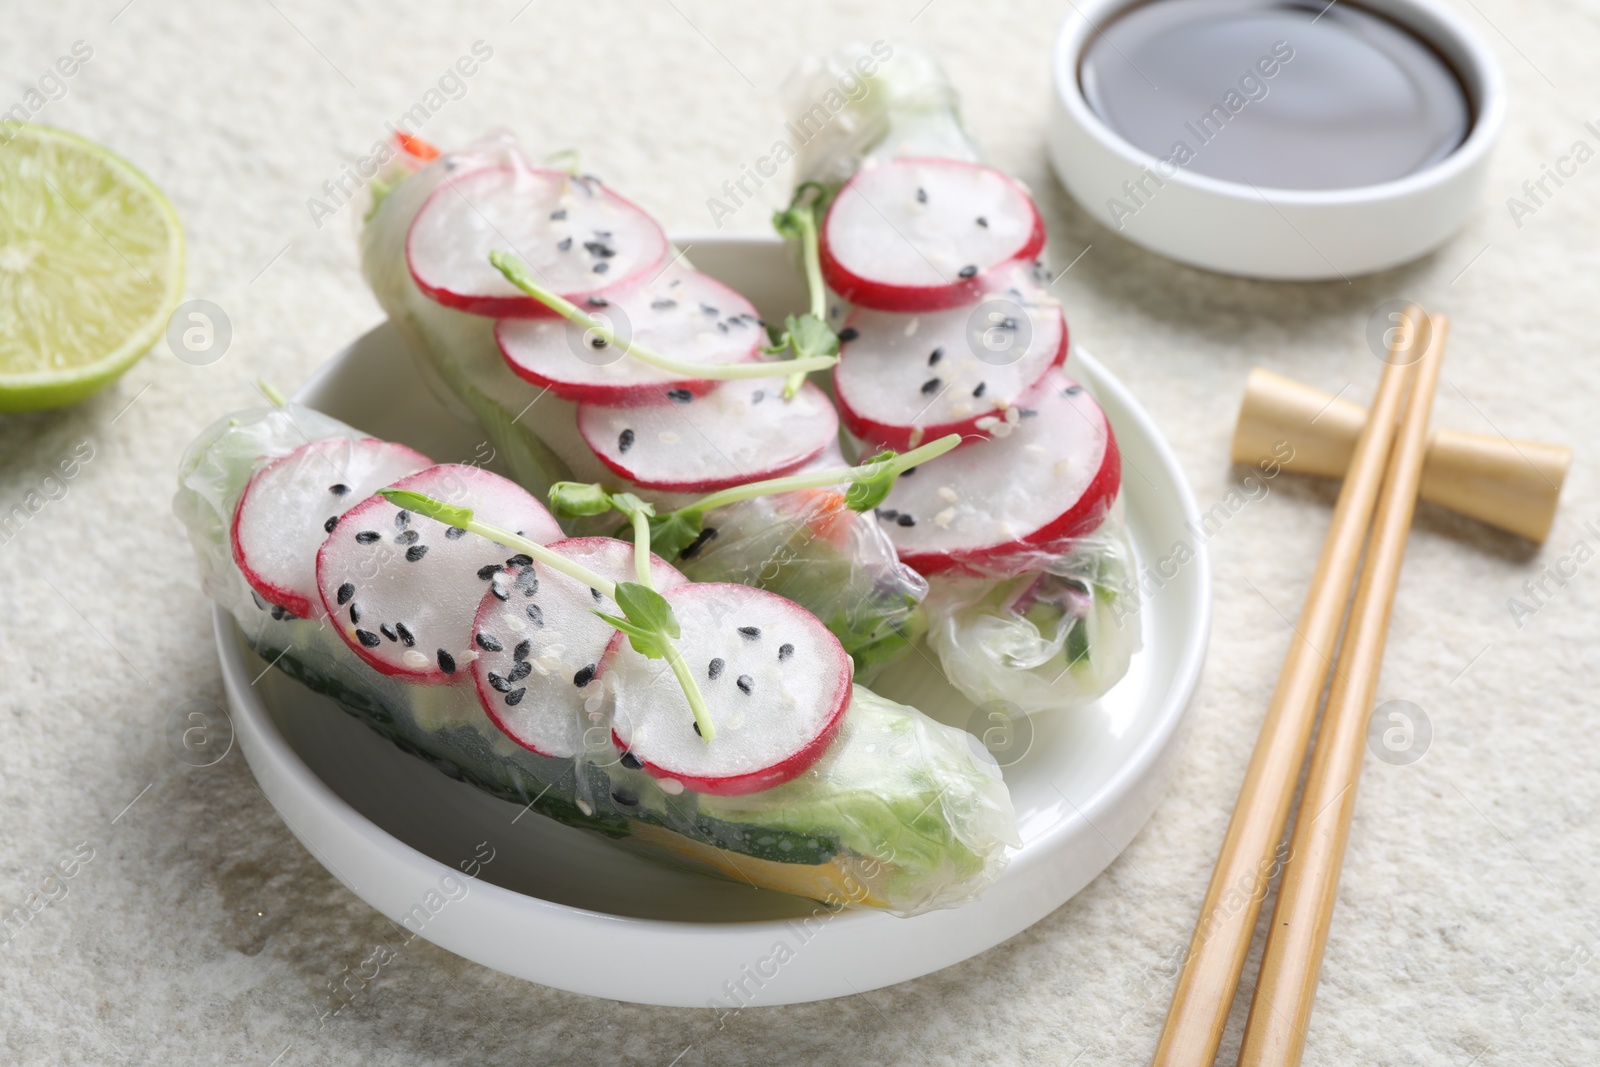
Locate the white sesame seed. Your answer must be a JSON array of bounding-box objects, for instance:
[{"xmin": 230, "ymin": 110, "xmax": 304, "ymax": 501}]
[
  {"xmin": 658, "ymin": 431, "xmax": 681, "ymax": 444},
  {"xmin": 934, "ymin": 507, "xmax": 956, "ymax": 528},
  {"xmin": 949, "ymin": 401, "xmax": 972, "ymax": 417},
  {"xmin": 937, "ymin": 486, "xmax": 959, "ymax": 504},
  {"xmin": 1005, "ymin": 406, "xmax": 1021, "ymax": 425},
  {"xmin": 990, "ymin": 422, "xmax": 1015, "ymax": 438},
  {"xmin": 1054, "ymin": 457, "xmax": 1073, "ymax": 476},
  {"xmin": 658, "ymin": 779, "xmax": 685, "ymax": 796},
  {"xmin": 975, "ymin": 416, "xmax": 1000, "ymax": 431},
  {"xmin": 402, "ymin": 650, "xmax": 429, "ymax": 668},
  {"xmin": 903, "ymin": 317, "xmax": 919, "ymax": 336}
]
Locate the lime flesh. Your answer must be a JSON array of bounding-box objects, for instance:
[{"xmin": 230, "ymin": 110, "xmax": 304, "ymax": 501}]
[{"xmin": 0, "ymin": 123, "xmax": 184, "ymax": 413}]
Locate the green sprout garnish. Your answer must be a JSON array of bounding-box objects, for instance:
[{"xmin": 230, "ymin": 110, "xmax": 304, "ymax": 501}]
[
  {"xmin": 769, "ymin": 182, "xmax": 839, "ymax": 399},
  {"xmin": 489, "ymin": 251, "xmax": 837, "ymax": 383},
  {"xmin": 376, "ymin": 487, "xmax": 716, "ymax": 742},
  {"xmin": 547, "ymin": 433, "xmax": 961, "ymax": 561}
]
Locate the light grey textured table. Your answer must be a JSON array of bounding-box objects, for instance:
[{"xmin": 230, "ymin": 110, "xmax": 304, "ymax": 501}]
[{"xmin": 2, "ymin": 2, "xmax": 1597, "ymax": 1064}]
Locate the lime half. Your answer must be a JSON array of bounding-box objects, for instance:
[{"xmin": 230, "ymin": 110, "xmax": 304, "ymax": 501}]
[{"xmin": 0, "ymin": 124, "xmax": 185, "ymax": 413}]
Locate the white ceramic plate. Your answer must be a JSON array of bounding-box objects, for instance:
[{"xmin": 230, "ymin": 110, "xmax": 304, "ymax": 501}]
[{"xmin": 218, "ymin": 234, "xmax": 1210, "ymax": 1007}]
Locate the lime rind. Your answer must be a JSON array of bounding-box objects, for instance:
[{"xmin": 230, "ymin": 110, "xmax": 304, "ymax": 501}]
[{"xmin": 0, "ymin": 123, "xmax": 185, "ymax": 412}]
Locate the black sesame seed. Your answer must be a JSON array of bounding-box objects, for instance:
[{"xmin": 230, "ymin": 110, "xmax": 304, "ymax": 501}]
[
  {"xmin": 915, "ymin": 186, "xmax": 928, "ymax": 204},
  {"xmin": 591, "ymin": 588, "xmax": 603, "ymax": 602},
  {"xmin": 557, "ymin": 236, "xmax": 572, "ymax": 251},
  {"xmin": 487, "ymin": 671, "xmax": 512, "ymax": 693},
  {"xmin": 444, "ymin": 525, "xmax": 466, "ymax": 540},
  {"xmin": 976, "ymin": 216, "xmax": 988, "ymax": 227},
  {"xmin": 406, "ymin": 545, "xmax": 428, "ymax": 562},
  {"xmin": 584, "ymin": 241, "xmax": 615, "ymax": 258},
  {"xmin": 271, "ymin": 605, "xmax": 288, "ymax": 621},
  {"xmin": 590, "ymin": 337, "xmax": 607, "ymax": 349},
  {"xmin": 699, "ymin": 303, "xmax": 718, "ymax": 316},
  {"xmin": 618, "ymin": 428, "xmax": 635, "ymax": 454},
  {"xmin": 921, "ymin": 378, "xmax": 942, "ymax": 395},
  {"xmin": 513, "ymin": 640, "xmax": 530, "ymax": 662},
  {"xmin": 507, "ymin": 553, "xmax": 533, "ymax": 568},
  {"xmin": 1063, "ymin": 383, "xmax": 1085, "ymax": 396},
  {"xmin": 324, "ymin": 515, "xmax": 339, "ymax": 534},
  {"xmin": 507, "ymin": 660, "xmax": 532, "ymax": 682},
  {"xmin": 708, "ymin": 657, "xmax": 725, "ymax": 679},
  {"xmin": 396, "ymin": 622, "xmax": 415, "ymax": 646},
  {"xmin": 736, "ymin": 674, "xmax": 754, "ymax": 695},
  {"xmin": 778, "ymin": 643, "xmax": 794, "ymax": 661},
  {"xmin": 875, "ymin": 508, "xmax": 899, "ymax": 521},
  {"xmin": 751, "ymin": 390, "xmax": 765, "ymax": 404},
  {"xmin": 1019, "ymin": 408, "xmax": 1039, "ymax": 418},
  {"xmin": 693, "ymin": 721, "xmax": 702, "ymax": 737},
  {"xmin": 526, "ymin": 604, "xmax": 544, "ymax": 626},
  {"xmin": 897, "ymin": 513, "xmax": 916, "ymax": 527},
  {"xmin": 477, "ymin": 564, "xmax": 500, "ymax": 581},
  {"xmin": 929, "ymin": 347, "xmax": 944, "ymax": 366},
  {"xmin": 505, "ymin": 687, "xmax": 526, "ymax": 706},
  {"xmin": 380, "ymin": 623, "xmax": 398, "ymax": 642},
  {"xmin": 838, "ymin": 326, "xmax": 860, "ymax": 343},
  {"xmin": 611, "ymin": 788, "xmax": 639, "ymax": 807},
  {"xmin": 592, "ymin": 261, "xmax": 609, "ymax": 274},
  {"xmin": 355, "ymin": 531, "xmax": 380, "ymax": 544},
  {"xmin": 356, "ymin": 629, "xmax": 381, "ymax": 648},
  {"xmin": 550, "ymin": 208, "xmax": 567, "ymax": 220},
  {"xmin": 515, "ymin": 570, "xmax": 538, "ymax": 596},
  {"xmin": 620, "ymin": 751, "xmax": 642, "ymax": 770},
  {"xmin": 349, "ymin": 603, "xmax": 362, "ymax": 624},
  {"xmin": 586, "ymin": 296, "xmax": 609, "ymax": 308},
  {"xmin": 336, "ymin": 582, "xmax": 355, "ymax": 605},
  {"xmin": 476, "ymin": 632, "xmax": 503, "ymax": 652},
  {"xmin": 738, "ymin": 626, "xmax": 761, "ymax": 640},
  {"xmin": 679, "ymin": 526, "xmax": 718, "ymax": 560},
  {"xmin": 593, "ymin": 229, "xmax": 611, "ymax": 238},
  {"xmin": 437, "ymin": 649, "xmax": 456, "ymax": 674},
  {"xmin": 330, "ymin": 483, "xmax": 350, "ymax": 496},
  {"xmin": 573, "ymin": 663, "xmax": 596, "ymax": 688},
  {"xmin": 395, "ymin": 510, "xmax": 410, "ymax": 528},
  {"xmin": 666, "ymin": 388, "xmax": 693, "ymax": 404},
  {"xmin": 973, "ymin": 382, "xmax": 988, "ymax": 398},
  {"xmin": 1001, "ymin": 317, "xmax": 1018, "ymax": 331},
  {"xmin": 395, "ymin": 529, "xmax": 420, "ymax": 545},
  {"xmin": 958, "ymin": 265, "xmax": 978, "ymax": 278},
  {"xmin": 651, "ymin": 297, "xmax": 676, "ymax": 310}
]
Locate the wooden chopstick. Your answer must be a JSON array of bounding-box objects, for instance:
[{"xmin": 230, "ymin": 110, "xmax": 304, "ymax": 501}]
[
  {"xmin": 1151, "ymin": 310, "xmax": 1426, "ymax": 1067},
  {"xmin": 1236, "ymin": 314, "xmax": 1448, "ymax": 1067}
]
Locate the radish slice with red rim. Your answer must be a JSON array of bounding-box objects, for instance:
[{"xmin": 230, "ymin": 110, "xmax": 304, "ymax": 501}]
[
  {"xmin": 496, "ymin": 262, "xmax": 764, "ymax": 404},
  {"xmin": 833, "ymin": 263, "xmax": 1067, "ymax": 451},
  {"xmin": 602, "ymin": 583, "xmax": 853, "ymax": 796},
  {"xmin": 576, "ymin": 379, "xmax": 838, "ymax": 493},
  {"xmin": 876, "ymin": 369, "xmax": 1121, "ymax": 576},
  {"xmin": 231, "ymin": 438, "xmax": 431, "ymax": 620},
  {"xmin": 406, "ymin": 165, "xmax": 669, "ymax": 318},
  {"xmin": 471, "ymin": 537, "xmax": 686, "ymax": 759},
  {"xmin": 820, "ymin": 158, "xmax": 1045, "ymax": 312},
  {"xmin": 315, "ymin": 463, "xmax": 564, "ymax": 684}
]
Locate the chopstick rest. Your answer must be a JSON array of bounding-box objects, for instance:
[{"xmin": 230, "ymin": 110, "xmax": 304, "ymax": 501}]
[
  {"xmin": 1232, "ymin": 367, "xmax": 1569, "ymax": 542},
  {"xmin": 1236, "ymin": 315, "xmax": 1449, "ymax": 1067},
  {"xmin": 1151, "ymin": 313, "xmax": 1424, "ymax": 1067}
]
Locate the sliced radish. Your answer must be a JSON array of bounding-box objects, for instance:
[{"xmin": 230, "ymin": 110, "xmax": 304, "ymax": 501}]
[
  {"xmin": 875, "ymin": 369, "xmax": 1121, "ymax": 575},
  {"xmin": 820, "ymin": 158, "xmax": 1045, "ymax": 312},
  {"xmin": 833, "ymin": 263, "xmax": 1068, "ymax": 451},
  {"xmin": 314, "ymin": 464, "xmax": 564, "ymax": 684},
  {"xmin": 495, "ymin": 262, "xmax": 764, "ymax": 403},
  {"xmin": 472, "ymin": 537, "xmax": 686, "ymax": 758},
  {"xmin": 576, "ymin": 379, "xmax": 838, "ymax": 493},
  {"xmin": 602, "ymin": 583, "xmax": 853, "ymax": 796},
  {"xmin": 406, "ymin": 165, "xmax": 669, "ymax": 318},
  {"xmin": 230, "ymin": 438, "xmax": 431, "ymax": 619}
]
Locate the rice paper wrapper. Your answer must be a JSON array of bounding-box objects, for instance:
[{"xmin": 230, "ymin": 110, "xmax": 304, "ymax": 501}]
[
  {"xmin": 925, "ymin": 501, "xmax": 1141, "ymax": 714},
  {"xmin": 174, "ymin": 406, "xmax": 1017, "ymax": 915}
]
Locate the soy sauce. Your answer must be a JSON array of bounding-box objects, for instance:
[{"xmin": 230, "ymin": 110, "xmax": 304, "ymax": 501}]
[{"xmin": 1079, "ymin": 0, "xmax": 1471, "ymax": 190}]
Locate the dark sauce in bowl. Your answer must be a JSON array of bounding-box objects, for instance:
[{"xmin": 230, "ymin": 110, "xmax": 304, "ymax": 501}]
[{"xmin": 1079, "ymin": 0, "xmax": 1472, "ymax": 190}]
